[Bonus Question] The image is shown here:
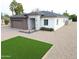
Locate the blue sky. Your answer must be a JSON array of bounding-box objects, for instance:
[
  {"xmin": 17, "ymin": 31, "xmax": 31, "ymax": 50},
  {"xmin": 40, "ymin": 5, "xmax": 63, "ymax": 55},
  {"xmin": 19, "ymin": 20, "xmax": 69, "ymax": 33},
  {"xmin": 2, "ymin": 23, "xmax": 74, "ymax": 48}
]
[{"xmin": 1, "ymin": 0, "xmax": 78, "ymax": 15}]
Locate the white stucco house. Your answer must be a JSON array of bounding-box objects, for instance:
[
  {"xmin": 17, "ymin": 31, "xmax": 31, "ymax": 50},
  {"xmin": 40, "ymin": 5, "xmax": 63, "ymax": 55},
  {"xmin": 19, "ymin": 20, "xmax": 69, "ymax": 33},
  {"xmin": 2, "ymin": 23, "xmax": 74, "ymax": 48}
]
[{"xmin": 10, "ymin": 11, "xmax": 69, "ymax": 31}]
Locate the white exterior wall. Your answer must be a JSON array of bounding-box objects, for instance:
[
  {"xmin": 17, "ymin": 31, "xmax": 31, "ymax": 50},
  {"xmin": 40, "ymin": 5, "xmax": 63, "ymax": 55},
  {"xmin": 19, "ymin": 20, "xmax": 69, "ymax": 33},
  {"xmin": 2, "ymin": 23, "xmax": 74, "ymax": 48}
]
[
  {"xmin": 54, "ymin": 17, "xmax": 68, "ymax": 30},
  {"xmin": 41, "ymin": 17, "xmax": 68, "ymax": 31},
  {"xmin": 28, "ymin": 15, "xmax": 41, "ymax": 30},
  {"xmin": 28, "ymin": 15, "xmax": 68, "ymax": 31}
]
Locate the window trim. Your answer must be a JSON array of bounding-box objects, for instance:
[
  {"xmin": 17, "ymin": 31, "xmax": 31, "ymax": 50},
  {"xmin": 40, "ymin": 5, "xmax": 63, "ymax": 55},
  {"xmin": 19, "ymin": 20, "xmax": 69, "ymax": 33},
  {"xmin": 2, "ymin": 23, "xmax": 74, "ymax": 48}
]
[{"xmin": 44, "ymin": 19, "xmax": 48, "ymax": 26}]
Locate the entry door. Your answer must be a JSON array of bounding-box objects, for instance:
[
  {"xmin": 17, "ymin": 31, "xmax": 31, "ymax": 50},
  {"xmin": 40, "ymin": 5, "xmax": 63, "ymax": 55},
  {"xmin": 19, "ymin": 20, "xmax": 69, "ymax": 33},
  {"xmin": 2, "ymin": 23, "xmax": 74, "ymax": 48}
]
[{"xmin": 30, "ymin": 18, "xmax": 35, "ymax": 29}]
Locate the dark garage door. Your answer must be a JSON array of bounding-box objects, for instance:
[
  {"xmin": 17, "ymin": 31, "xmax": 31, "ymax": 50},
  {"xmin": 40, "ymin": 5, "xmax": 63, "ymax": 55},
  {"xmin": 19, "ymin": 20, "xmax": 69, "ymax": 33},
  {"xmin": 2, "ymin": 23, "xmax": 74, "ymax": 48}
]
[{"xmin": 11, "ymin": 20, "xmax": 28, "ymax": 29}]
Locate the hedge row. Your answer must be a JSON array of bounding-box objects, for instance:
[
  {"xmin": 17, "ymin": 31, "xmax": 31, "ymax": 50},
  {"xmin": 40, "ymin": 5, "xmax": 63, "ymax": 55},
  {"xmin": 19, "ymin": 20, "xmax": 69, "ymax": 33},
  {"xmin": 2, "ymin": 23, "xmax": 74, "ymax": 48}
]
[{"xmin": 40, "ymin": 27, "xmax": 54, "ymax": 31}]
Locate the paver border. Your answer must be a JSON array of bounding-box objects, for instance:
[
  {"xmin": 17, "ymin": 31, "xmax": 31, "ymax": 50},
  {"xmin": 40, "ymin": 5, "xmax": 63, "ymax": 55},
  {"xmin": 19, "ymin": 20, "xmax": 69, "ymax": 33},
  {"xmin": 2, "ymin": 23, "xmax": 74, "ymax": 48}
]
[{"xmin": 42, "ymin": 44, "xmax": 55, "ymax": 59}]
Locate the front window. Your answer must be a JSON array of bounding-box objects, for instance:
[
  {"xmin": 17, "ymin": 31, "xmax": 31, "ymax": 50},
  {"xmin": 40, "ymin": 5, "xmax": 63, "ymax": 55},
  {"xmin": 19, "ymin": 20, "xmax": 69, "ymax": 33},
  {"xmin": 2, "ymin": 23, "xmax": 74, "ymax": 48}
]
[{"xmin": 44, "ymin": 19, "xmax": 48, "ymax": 25}]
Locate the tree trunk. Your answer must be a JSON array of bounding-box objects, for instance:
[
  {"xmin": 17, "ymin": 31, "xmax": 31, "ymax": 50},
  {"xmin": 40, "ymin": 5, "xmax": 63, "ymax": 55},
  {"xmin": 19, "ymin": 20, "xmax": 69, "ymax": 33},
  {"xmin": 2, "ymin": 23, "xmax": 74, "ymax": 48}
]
[{"xmin": 12, "ymin": 11, "xmax": 14, "ymax": 16}]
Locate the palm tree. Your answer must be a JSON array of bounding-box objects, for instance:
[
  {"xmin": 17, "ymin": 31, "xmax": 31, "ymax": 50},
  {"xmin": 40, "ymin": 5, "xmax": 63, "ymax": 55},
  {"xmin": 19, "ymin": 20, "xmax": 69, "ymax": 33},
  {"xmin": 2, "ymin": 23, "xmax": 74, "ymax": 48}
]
[
  {"xmin": 9, "ymin": 0, "xmax": 17, "ymax": 15},
  {"xmin": 14, "ymin": 3, "xmax": 24, "ymax": 15}
]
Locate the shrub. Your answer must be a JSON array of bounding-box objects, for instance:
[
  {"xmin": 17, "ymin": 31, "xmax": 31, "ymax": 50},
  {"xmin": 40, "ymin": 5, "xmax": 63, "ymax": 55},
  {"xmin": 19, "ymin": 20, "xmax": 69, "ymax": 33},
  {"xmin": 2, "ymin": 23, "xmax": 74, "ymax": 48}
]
[
  {"xmin": 4, "ymin": 19, "xmax": 9, "ymax": 25},
  {"xmin": 3, "ymin": 16, "xmax": 10, "ymax": 25},
  {"xmin": 40, "ymin": 27, "xmax": 54, "ymax": 31},
  {"xmin": 69, "ymin": 14, "xmax": 77, "ymax": 22}
]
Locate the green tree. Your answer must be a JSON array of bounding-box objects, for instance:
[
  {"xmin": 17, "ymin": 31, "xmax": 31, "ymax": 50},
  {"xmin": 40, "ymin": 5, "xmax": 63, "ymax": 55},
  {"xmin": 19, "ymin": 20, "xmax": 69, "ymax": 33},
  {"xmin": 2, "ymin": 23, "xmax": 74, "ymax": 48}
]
[
  {"xmin": 63, "ymin": 13, "xmax": 69, "ymax": 17},
  {"xmin": 69, "ymin": 14, "xmax": 77, "ymax": 22},
  {"xmin": 63, "ymin": 10, "xmax": 69, "ymax": 17},
  {"xmin": 1, "ymin": 13, "xmax": 4, "ymax": 25},
  {"xmin": 63, "ymin": 10, "xmax": 77, "ymax": 22},
  {"xmin": 1, "ymin": 12, "xmax": 3, "ymax": 19},
  {"xmin": 14, "ymin": 3, "xmax": 23, "ymax": 15},
  {"xmin": 9, "ymin": 0, "xmax": 17, "ymax": 15},
  {"xmin": 4, "ymin": 14, "xmax": 9, "ymax": 18}
]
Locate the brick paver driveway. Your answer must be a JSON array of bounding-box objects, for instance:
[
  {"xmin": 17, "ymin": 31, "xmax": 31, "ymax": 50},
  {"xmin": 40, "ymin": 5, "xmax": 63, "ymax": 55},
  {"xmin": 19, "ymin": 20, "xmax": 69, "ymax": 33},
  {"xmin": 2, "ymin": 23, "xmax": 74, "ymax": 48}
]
[{"xmin": 1, "ymin": 22, "xmax": 77, "ymax": 59}]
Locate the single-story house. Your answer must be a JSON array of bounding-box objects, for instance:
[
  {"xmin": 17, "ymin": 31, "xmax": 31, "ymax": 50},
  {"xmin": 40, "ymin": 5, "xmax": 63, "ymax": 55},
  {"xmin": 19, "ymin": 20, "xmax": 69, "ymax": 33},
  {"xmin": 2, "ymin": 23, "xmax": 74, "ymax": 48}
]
[{"xmin": 10, "ymin": 11, "xmax": 68, "ymax": 31}]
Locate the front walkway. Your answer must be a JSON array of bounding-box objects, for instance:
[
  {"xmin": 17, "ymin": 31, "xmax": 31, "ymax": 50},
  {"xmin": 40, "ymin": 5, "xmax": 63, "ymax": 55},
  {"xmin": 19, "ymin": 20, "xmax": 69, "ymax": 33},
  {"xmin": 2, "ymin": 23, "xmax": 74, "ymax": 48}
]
[{"xmin": 1, "ymin": 22, "xmax": 77, "ymax": 59}]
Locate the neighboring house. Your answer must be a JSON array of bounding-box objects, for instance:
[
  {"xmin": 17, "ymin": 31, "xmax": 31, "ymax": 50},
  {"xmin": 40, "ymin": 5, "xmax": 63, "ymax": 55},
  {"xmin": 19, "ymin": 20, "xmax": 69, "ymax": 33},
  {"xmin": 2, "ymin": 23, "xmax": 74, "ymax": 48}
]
[{"xmin": 10, "ymin": 11, "xmax": 68, "ymax": 31}]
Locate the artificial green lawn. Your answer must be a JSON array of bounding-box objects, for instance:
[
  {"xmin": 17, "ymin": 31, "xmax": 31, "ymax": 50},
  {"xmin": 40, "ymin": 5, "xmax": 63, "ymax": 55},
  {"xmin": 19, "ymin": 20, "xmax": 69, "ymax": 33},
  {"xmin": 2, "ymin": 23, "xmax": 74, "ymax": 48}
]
[{"xmin": 1, "ymin": 36, "xmax": 52, "ymax": 59}]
